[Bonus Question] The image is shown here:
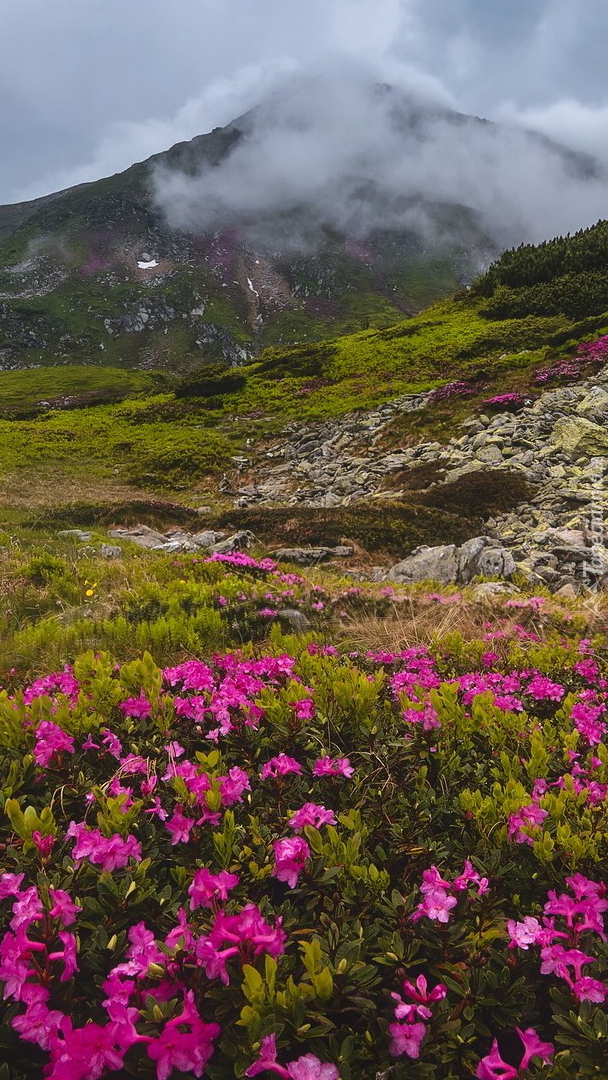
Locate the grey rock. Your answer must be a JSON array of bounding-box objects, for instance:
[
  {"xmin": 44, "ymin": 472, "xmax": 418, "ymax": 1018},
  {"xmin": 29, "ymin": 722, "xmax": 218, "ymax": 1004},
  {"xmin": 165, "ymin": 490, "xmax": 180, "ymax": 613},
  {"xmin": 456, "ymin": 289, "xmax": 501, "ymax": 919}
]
[
  {"xmin": 274, "ymin": 546, "xmax": 354, "ymax": 565},
  {"xmin": 211, "ymin": 530, "xmax": 256, "ymax": 554},
  {"xmin": 190, "ymin": 530, "xmax": 219, "ymax": 549},
  {"xmin": 100, "ymin": 544, "xmax": 122, "ymax": 558},
  {"xmin": 276, "ymin": 609, "xmax": 312, "ymax": 633},
  {"xmin": 387, "ymin": 545, "xmax": 459, "ymax": 585},
  {"xmin": 552, "ymin": 416, "xmax": 608, "ymax": 458},
  {"xmin": 471, "ymin": 582, "xmax": 520, "ymax": 601},
  {"xmin": 57, "ymin": 529, "xmax": 92, "ymax": 542}
]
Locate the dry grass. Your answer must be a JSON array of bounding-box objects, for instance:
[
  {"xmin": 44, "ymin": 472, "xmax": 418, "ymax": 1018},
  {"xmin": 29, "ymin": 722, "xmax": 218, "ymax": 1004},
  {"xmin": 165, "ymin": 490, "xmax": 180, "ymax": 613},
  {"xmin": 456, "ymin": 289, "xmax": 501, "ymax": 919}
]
[
  {"xmin": 0, "ymin": 468, "xmax": 159, "ymax": 511},
  {"xmin": 337, "ymin": 589, "xmax": 608, "ymax": 655}
]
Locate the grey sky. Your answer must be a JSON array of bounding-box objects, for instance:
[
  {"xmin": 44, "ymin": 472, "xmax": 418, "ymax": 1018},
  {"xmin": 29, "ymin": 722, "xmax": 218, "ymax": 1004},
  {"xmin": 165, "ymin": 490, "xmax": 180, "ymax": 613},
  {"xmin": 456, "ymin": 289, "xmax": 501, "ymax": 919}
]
[{"xmin": 1, "ymin": 0, "xmax": 608, "ymax": 205}]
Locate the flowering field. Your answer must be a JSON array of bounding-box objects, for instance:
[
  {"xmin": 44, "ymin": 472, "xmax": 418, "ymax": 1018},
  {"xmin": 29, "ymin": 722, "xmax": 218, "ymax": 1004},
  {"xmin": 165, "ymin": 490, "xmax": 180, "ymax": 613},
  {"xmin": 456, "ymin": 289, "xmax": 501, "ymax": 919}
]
[{"xmin": 0, "ymin": 549, "xmax": 607, "ymax": 1079}]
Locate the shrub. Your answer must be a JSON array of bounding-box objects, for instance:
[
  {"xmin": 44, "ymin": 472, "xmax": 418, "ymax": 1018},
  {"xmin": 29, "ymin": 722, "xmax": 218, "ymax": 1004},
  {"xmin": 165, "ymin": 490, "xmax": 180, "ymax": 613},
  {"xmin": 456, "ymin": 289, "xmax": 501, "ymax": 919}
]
[{"xmin": 0, "ymin": 622, "xmax": 607, "ymax": 1079}]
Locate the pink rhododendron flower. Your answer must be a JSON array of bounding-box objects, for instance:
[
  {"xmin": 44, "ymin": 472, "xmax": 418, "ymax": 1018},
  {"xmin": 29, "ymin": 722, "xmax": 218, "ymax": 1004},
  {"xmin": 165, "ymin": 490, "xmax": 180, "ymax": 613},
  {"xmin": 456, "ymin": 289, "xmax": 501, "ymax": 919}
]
[
  {"xmin": 272, "ymin": 837, "xmax": 310, "ymax": 888},
  {"xmin": 146, "ymin": 993, "xmax": 220, "ymax": 1080},
  {"xmin": 475, "ymin": 1039, "xmax": 518, "ymax": 1079},
  {"xmin": 218, "ymin": 765, "xmax": 251, "ymax": 805},
  {"xmin": 47, "ymin": 1020, "xmax": 125, "ymax": 1080},
  {"xmin": 572, "ymin": 976, "xmax": 608, "ymax": 1002},
  {"xmin": 119, "ymin": 694, "xmax": 152, "ymax": 719},
  {"xmin": 188, "ymin": 868, "xmax": 240, "ymax": 910},
  {"xmin": 313, "ymin": 756, "xmax": 354, "ymax": 778},
  {"xmin": 260, "ymin": 754, "xmax": 303, "ymax": 780},
  {"xmin": 388, "ymin": 1020, "xmax": 427, "ymax": 1059},
  {"xmin": 507, "ymin": 803, "xmax": 548, "ymax": 845},
  {"xmin": 288, "ymin": 803, "xmax": 337, "ymax": 831},
  {"xmin": 507, "ymin": 916, "xmax": 542, "ymax": 949},
  {"xmin": 246, "ymin": 1034, "xmax": 338, "ymax": 1080},
  {"xmin": 0, "ymin": 873, "xmax": 25, "ymax": 899},
  {"xmin": 11, "ymin": 984, "xmax": 65, "ymax": 1050},
  {"xmin": 33, "ymin": 721, "xmax": 75, "ymax": 767},
  {"xmin": 165, "ymin": 806, "xmax": 195, "ymax": 845},
  {"xmin": 67, "ymin": 822, "xmax": 141, "ymax": 872},
  {"xmin": 411, "ymin": 888, "xmax": 457, "ymax": 924}
]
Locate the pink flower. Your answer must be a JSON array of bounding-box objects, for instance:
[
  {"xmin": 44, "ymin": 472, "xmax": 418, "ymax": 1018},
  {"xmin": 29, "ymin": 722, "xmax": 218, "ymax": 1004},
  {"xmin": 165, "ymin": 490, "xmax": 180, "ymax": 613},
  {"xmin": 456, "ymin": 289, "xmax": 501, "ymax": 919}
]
[
  {"xmin": 0, "ymin": 873, "xmax": 25, "ymax": 899},
  {"xmin": 119, "ymin": 694, "xmax": 152, "ymax": 719},
  {"xmin": 46, "ymin": 1020, "xmax": 125, "ymax": 1080},
  {"xmin": 33, "ymin": 721, "xmax": 75, "ymax": 767},
  {"xmin": 288, "ymin": 803, "xmax": 337, "ymax": 831},
  {"xmin": 48, "ymin": 889, "xmax": 81, "ymax": 927},
  {"xmin": 507, "ymin": 916, "xmax": 542, "ymax": 950},
  {"xmin": 525, "ymin": 675, "xmax": 565, "ymax": 701},
  {"xmin": 293, "ymin": 698, "xmax": 315, "ymax": 720},
  {"xmin": 402, "ymin": 705, "xmax": 441, "ymax": 731},
  {"xmin": 165, "ymin": 806, "xmax": 195, "ymax": 845},
  {"xmin": 313, "ymin": 756, "xmax": 354, "ymax": 778},
  {"xmin": 146, "ymin": 996, "xmax": 220, "ymax": 1080},
  {"xmin": 49, "ymin": 930, "xmax": 79, "ymax": 982},
  {"xmin": 507, "ymin": 804, "xmax": 548, "ymax": 845},
  {"xmin": 125, "ymin": 922, "xmax": 164, "ymax": 971},
  {"xmin": 287, "ymin": 1055, "xmax": 340, "ymax": 1080},
  {"xmin": 67, "ymin": 822, "xmax": 141, "ymax": 872},
  {"xmin": 246, "ymin": 1035, "xmax": 339, "ymax": 1080},
  {"xmin": 411, "ymin": 888, "xmax": 457, "ymax": 924},
  {"xmin": 11, "ymin": 984, "xmax": 65, "ymax": 1050},
  {"xmin": 272, "ymin": 837, "xmax": 310, "ymax": 888},
  {"xmin": 219, "ymin": 766, "xmax": 251, "ymax": 805},
  {"xmin": 188, "ymin": 868, "xmax": 240, "ymax": 910},
  {"xmin": 517, "ymin": 1028, "xmax": 554, "ymax": 1070},
  {"xmin": 388, "ymin": 1020, "xmax": 427, "ymax": 1059},
  {"xmin": 453, "ymin": 860, "xmax": 488, "ymax": 894},
  {"xmin": 572, "ymin": 977, "xmax": 608, "ymax": 1002},
  {"xmin": 260, "ymin": 754, "xmax": 303, "ymax": 780},
  {"xmin": 475, "ymin": 1040, "xmax": 518, "ymax": 1079}
]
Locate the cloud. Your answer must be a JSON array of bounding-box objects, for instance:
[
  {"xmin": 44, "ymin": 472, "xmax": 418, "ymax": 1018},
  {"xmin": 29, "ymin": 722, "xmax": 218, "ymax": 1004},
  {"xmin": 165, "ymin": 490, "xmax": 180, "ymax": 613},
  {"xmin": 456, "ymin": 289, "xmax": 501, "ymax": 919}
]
[
  {"xmin": 152, "ymin": 62, "xmax": 608, "ymax": 255},
  {"xmin": 16, "ymin": 61, "xmax": 298, "ymax": 200},
  {"xmin": 2, "ymin": 0, "xmax": 608, "ymax": 215},
  {"xmin": 498, "ymin": 99, "xmax": 608, "ymax": 163}
]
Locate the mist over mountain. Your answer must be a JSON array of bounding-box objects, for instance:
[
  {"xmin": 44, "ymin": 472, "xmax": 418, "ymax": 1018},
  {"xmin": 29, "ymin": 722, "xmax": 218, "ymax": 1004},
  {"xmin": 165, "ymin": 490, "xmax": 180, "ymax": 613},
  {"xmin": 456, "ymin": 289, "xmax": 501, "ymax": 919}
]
[
  {"xmin": 153, "ymin": 67, "xmax": 608, "ymax": 254},
  {"xmin": 1, "ymin": 66, "xmax": 607, "ymax": 373}
]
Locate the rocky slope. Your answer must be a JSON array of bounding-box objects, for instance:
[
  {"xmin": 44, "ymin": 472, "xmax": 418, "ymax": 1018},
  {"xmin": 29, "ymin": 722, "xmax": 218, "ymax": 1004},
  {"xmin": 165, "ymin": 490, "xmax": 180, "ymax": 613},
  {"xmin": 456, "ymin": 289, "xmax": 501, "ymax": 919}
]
[{"xmin": 199, "ymin": 369, "xmax": 608, "ymax": 593}]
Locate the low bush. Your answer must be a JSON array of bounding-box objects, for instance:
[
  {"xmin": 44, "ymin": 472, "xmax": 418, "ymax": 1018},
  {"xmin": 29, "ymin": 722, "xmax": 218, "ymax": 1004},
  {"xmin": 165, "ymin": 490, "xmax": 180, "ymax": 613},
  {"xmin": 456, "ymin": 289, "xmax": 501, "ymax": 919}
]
[{"xmin": 0, "ymin": 613, "xmax": 607, "ymax": 1078}]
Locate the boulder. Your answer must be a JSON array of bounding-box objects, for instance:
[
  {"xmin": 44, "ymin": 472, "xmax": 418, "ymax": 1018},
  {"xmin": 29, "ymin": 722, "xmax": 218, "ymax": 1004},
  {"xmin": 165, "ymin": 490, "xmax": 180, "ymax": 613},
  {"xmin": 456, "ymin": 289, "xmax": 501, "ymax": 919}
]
[
  {"xmin": 190, "ymin": 530, "xmax": 219, "ymax": 549},
  {"xmin": 107, "ymin": 525, "xmax": 170, "ymax": 550},
  {"xmin": 551, "ymin": 417, "xmax": 608, "ymax": 458},
  {"xmin": 211, "ymin": 530, "xmax": 256, "ymax": 554},
  {"xmin": 57, "ymin": 529, "xmax": 92, "ymax": 542},
  {"xmin": 274, "ymin": 546, "xmax": 354, "ymax": 565},
  {"xmin": 471, "ymin": 582, "xmax": 520, "ymax": 601},
  {"xmin": 276, "ymin": 609, "xmax": 312, "ymax": 633},
  {"xmin": 387, "ymin": 545, "xmax": 459, "ymax": 585},
  {"xmin": 576, "ymin": 387, "xmax": 608, "ymax": 424},
  {"xmin": 100, "ymin": 544, "xmax": 122, "ymax": 559},
  {"xmin": 387, "ymin": 537, "xmax": 516, "ymax": 586}
]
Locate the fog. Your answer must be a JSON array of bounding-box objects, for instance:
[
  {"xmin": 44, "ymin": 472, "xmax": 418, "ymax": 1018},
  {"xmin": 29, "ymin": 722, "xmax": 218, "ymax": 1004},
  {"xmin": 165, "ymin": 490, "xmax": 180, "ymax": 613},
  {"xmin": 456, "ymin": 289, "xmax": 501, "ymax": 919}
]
[{"xmin": 153, "ymin": 63, "xmax": 608, "ymax": 254}]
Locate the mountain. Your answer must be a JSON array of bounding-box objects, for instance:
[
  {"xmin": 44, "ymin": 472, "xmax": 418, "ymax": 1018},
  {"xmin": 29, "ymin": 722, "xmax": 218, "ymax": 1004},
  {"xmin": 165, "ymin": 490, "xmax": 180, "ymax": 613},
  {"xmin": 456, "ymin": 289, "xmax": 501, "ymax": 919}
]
[{"xmin": 0, "ymin": 78, "xmax": 604, "ymax": 374}]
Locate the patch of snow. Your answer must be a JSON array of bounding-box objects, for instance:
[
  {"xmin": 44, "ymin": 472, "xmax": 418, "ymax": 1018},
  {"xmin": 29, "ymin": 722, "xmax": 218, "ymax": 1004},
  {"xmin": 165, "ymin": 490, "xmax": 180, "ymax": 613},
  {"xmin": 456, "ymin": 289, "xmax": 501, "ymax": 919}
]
[
  {"xmin": 247, "ymin": 277, "xmax": 260, "ymax": 299},
  {"xmin": 138, "ymin": 260, "xmax": 158, "ymax": 269}
]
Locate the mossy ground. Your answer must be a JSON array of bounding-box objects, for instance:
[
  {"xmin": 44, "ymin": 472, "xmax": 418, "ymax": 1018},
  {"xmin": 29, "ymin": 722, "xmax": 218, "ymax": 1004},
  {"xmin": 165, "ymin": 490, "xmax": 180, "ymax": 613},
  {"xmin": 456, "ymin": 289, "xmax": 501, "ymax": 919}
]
[{"xmin": 0, "ymin": 293, "xmax": 606, "ymax": 520}]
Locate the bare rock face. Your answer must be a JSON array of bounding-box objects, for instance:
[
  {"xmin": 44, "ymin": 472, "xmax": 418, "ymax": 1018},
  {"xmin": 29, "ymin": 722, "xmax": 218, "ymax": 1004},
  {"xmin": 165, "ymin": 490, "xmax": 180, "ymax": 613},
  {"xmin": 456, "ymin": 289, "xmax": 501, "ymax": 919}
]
[
  {"xmin": 387, "ymin": 544, "xmax": 459, "ymax": 585},
  {"xmin": 551, "ymin": 417, "xmax": 608, "ymax": 457},
  {"xmin": 387, "ymin": 536, "xmax": 516, "ymax": 585}
]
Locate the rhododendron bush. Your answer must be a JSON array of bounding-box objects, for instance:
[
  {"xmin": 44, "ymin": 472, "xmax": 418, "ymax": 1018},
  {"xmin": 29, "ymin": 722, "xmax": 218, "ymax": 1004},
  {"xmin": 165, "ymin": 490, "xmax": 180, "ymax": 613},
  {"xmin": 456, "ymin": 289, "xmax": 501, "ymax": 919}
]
[{"xmin": 0, "ymin": 627, "xmax": 607, "ymax": 1079}]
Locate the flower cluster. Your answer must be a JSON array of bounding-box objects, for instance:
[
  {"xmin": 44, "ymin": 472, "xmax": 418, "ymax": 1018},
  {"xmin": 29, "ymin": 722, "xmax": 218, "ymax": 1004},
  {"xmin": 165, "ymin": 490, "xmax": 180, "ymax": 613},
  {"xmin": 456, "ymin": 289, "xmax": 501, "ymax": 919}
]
[
  {"xmin": 411, "ymin": 861, "xmax": 489, "ymax": 924},
  {"xmin": 389, "ymin": 974, "xmax": 447, "ymax": 1060},
  {"xmin": 508, "ymin": 874, "xmax": 608, "ymax": 1003}
]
